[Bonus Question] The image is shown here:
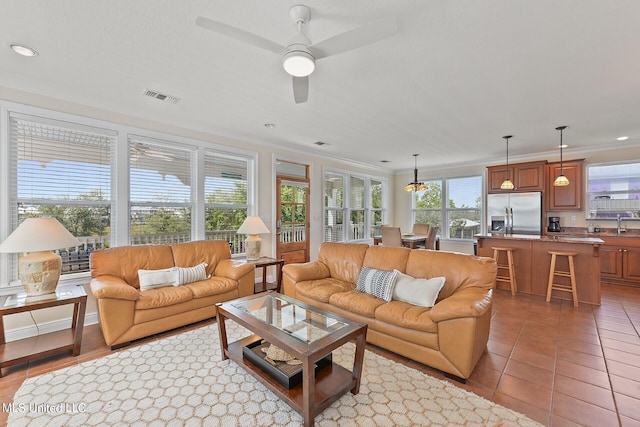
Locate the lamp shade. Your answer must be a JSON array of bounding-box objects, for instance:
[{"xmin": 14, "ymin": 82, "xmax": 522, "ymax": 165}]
[
  {"xmin": 0, "ymin": 217, "xmax": 80, "ymax": 253},
  {"xmin": 237, "ymin": 216, "xmax": 270, "ymax": 235}
]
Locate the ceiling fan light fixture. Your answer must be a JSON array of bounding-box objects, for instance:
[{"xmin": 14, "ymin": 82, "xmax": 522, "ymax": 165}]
[{"xmin": 283, "ymin": 47, "xmax": 315, "ymax": 77}]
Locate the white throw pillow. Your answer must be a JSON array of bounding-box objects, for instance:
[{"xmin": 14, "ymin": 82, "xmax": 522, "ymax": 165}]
[
  {"xmin": 392, "ymin": 270, "xmax": 446, "ymax": 308},
  {"xmin": 138, "ymin": 267, "xmax": 179, "ymax": 291},
  {"xmin": 174, "ymin": 262, "xmax": 210, "ymax": 286},
  {"xmin": 356, "ymin": 267, "xmax": 398, "ymax": 302}
]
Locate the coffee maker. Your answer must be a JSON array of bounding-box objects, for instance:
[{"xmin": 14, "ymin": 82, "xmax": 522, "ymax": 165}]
[{"xmin": 548, "ymin": 217, "xmax": 561, "ymax": 232}]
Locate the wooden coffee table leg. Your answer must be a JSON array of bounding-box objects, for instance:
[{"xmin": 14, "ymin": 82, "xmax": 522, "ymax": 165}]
[
  {"xmin": 302, "ymin": 355, "xmax": 315, "ymax": 427},
  {"xmin": 216, "ymin": 307, "xmax": 229, "ymax": 361},
  {"xmin": 351, "ymin": 330, "xmax": 367, "ymax": 394}
]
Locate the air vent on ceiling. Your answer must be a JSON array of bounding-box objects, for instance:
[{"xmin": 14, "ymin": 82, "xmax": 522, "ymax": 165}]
[
  {"xmin": 143, "ymin": 89, "xmax": 180, "ymax": 104},
  {"xmin": 314, "ymin": 141, "xmax": 329, "ymax": 146}
]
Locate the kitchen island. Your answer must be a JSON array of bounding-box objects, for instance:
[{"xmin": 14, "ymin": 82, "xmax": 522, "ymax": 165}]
[{"xmin": 476, "ymin": 234, "xmax": 604, "ymax": 305}]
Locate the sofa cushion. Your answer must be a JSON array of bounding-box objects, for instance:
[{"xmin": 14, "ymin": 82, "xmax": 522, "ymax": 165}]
[
  {"xmin": 135, "ymin": 285, "xmax": 193, "ymax": 310},
  {"xmin": 374, "ymin": 301, "xmax": 438, "ymax": 333},
  {"xmin": 356, "ymin": 267, "xmax": 398, "ymax": 302},
  {"xmin": 171, "ymin": 240, "xmax": 231, "ymax": 278},
  {"xmin": 329, "ymin": 290, "xmax": 386, "ymax": 318},
  {"xmin": 91, "ymin": 245, "xmax": 175, "ymax": 289},
  {"xmin": 138, "ymin": 267, "xmax": 179, "ymax": 290},
  {"xmin": 184, "ymin": 277, "xmax": 237, "ymax": 298},
  {"xmin": 175, "ymin": 262, "xmax": 209, "ymax": 285},
  {"xmin": 296, "ymin": 278, "xmax": 354, "ymax": 303},
  {"xmin": 362, "ymin": 245, "xmax": 411, "ymax": 272},
  {"xmin": 392, "ymin": 270, "xmax": 445, "ymax": 308},
  {"xmin": 317, "ymin": 242, "xmax": 369, "ymax": 285}
]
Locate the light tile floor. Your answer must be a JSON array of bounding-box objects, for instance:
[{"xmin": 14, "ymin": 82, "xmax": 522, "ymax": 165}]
[{"xmin": 1, "ymin": 283, "xmax": 639, "ymax": 426}]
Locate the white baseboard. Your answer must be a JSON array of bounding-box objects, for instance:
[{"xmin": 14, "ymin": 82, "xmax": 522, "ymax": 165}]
[{"xmin": 4, "ymin": 312, "xmax": 99, "ymax": 343}]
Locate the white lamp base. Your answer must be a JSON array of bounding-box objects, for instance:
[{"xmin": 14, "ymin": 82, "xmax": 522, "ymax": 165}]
[
  {"xmin": 245, "ymin": 235, "xmax": 262, "ymax": 261},
  {"xmin": 19, "ymin": 251, "xmax": 62, "ymax": 296}
]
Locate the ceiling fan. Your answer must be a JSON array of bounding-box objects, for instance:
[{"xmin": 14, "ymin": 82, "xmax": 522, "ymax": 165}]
[{"xmin": 196, "ymin": 5, "xmax": 397, "ymax": 103}]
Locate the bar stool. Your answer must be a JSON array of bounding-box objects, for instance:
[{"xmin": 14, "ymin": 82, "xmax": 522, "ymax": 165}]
[
  {"xmin": 492, "ymin": 247, "xmax": 517, "ymax": 295},
  {"xmin": 546, "ymin": 251, "xmax": 579, "ymax": 307}
]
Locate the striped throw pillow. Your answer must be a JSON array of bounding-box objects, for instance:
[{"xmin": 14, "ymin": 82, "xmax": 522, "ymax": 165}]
[
  {"xmin": 138, "ymin": 267, "xmax": 179, "ymax": 291},
  {"xmin": 175, "ymin": 262, "xmax": 209, "ymax": 286},
  {"xmin": 355, "ymin": 267, "xmax": 399, "ymax": 302}
]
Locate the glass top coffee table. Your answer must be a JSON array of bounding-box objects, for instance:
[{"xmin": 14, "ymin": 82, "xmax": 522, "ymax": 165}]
[{"xmin": 216, "ymin": 291, "xmax": 367, "ymax": 427}]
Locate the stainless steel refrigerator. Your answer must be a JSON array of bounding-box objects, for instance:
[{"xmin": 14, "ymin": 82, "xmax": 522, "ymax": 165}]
[{"xmin": 487, "ymin": 192, "xmax": 543, "ymax": 235}]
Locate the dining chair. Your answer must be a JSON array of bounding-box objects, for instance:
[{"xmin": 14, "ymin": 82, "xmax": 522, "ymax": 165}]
[
  {"xmin": 381, "ymin": 226, "xmax": 403, "ymax": 247},
  {"xmin": 425, "ymin": 227, "xmax": 437, "ymax": 250},
  {"xmin": 412, "ymin": 223, "xmax": 430, "ymax": 235}
]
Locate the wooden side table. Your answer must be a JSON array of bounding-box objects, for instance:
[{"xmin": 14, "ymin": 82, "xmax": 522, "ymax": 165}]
[
  {"xmin": 0, "ymin": 286, "xmax": 87, "ymax": 377},
  {"xmin": 237, "ymin": 257, "xmax": 285, "ymax": 293}
]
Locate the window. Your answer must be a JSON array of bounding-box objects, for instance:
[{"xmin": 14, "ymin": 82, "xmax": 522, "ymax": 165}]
[
  {"xmin": 412, "ymin": 175, "xmax": 482, "ymax": 239},
  {"xmin": 1, "ymin": 103, "xmax": 257, "ymax": 288},
  {"xmin": 129, "ymin": 136, "xmax": 193, "ymax": 245},
  {"xmin": 324, "ymin": 172, "xmax": 344, "ymax": 242},
  {"xmin": 587, "ymin": 161, "xmax": 640, "ymax": 219},
  {"xmin": 446, "ymin": 176, "xmax": 482, "ymax": 239},
  {"xmin": 413, "ymin": 180, "xmax": 443, "ymax": 232},
  {"xmin": 323, "ymin": 170, "xmax": 386, "ymax": 242},
  {"xmin": 204, "ymin": 151, "xmax": 250, "ymax": 253},
  {"xmin": 10, "ymin": 113, "xmax": 114, "ymax": 277}
]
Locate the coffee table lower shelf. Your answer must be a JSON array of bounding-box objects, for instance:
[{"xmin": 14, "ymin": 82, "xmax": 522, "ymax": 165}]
[{"xmin": 226, "ymin": 334, "xmax": 356, "ymax": 418}]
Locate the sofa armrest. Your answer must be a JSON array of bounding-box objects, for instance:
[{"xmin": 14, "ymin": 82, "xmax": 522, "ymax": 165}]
[
  {"xmin": 215, "ymin": 259, "xmax": 255, "ymax": 280},
  {"xmin": 282, "ymin": 261, "xmax": 331, "ymax": 283},
  {"xmin": 428, "ymin": 288, "xmax": 492, "ymax": 323},
  {"xmin": 90, "ymin": 275, "xmax": 140, "ymax": 301}
]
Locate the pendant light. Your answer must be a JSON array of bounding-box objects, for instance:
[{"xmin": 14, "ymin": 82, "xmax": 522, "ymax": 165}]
[
  {"xmin": 500, "ymin": 135, "xmax": 515, "ymax": 190},
  {"xmin": 553, "ymin": 126, "xmax": 570, "ymax": 186},
  {"xmin": 404, "ymin": 154, "xmax": 427, "ymax": 192}
]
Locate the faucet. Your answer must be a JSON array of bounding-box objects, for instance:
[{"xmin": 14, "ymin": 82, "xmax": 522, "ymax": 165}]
[{"xmin": 617, "ymin": 214, "xmax": 626, "ymax": 234}]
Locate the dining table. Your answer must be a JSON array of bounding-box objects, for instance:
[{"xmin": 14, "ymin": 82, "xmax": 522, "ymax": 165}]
[{"xmin": 373, "ymin": 233, "xmax": 433, "ymax": 249}]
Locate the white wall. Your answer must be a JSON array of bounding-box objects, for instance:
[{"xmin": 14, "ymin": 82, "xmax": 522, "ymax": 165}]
[{"xmin": 0, "ymin": 87, "xmax": 392, "ymax": 336}]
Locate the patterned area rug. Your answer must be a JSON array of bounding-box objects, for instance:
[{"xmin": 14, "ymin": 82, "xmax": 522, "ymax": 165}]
[{"xmin": 9, "ymin": 322, "xmax": 542, "ymax": 426}]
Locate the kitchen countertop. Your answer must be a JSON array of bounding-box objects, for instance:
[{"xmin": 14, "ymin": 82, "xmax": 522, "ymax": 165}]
[{"xmin": 475, "ymin": 234, "xmax": 604, "ymax": 244}]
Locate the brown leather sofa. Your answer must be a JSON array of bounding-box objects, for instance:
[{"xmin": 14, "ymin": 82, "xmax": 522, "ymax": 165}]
[
  {"xmin": 90, "ymin": 240, "xmax": 255, "ymax": 348},
  {"xmin": 282, "ymin": 242, "xmax": 497, "ymax": 380}
]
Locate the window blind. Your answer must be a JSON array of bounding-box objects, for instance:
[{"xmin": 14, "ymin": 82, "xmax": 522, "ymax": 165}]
[
  {"xmin": 10, "ymin": 113, "xmax": 114, "ymax": 276},
  {"xmin": 129, "ymin": 135, "xmax": 193, "ymax": 245}
]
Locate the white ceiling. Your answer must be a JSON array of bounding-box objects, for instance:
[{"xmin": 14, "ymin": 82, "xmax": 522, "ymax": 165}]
[{"xmin": 2, "ymin": 0, "xmax": 640, "ymax": 172}]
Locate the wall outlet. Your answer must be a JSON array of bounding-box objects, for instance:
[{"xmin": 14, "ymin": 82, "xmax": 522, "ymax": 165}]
[{"xmin": 571, "ymin": 215, "xmax": 576, "ymax": 226}]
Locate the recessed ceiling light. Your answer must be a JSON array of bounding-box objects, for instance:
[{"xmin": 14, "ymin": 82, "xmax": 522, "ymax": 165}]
[
  {"xmin": 558, "ymin": 144, "xmax": 568, "ymax": 148},
  {"xmin": 10, "ymin": 43, "xmax": 38, "ymax": 57},
  {"xmin": 617, "ymin": 136, "xmax": 629, "ymax": 141},
  {"xmin": 264, "ymin": 123, "xmax": 275, "ymax": 128}
]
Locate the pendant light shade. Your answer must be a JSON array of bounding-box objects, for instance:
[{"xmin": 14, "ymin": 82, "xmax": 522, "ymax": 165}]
[
  {"xmin": 553, "ymin": 126, "xmax": 570, "ymax": 187},
  {"xmin": 404, "ymin": 154, "xmax": 427, "ymax": 192},
  {"xmin": 500, "ymin": 135, "xmax": 515, "ymax": 190}
]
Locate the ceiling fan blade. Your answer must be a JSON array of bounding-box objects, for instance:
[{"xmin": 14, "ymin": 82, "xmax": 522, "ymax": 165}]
[
  {"xmin": 310, "ymin": 17, "xmax": 397, "ymax": 59},
  {"xmin": 292, "ymin": 76, "xmax": 309, "ymax": 104},
  {"xmin": 195, "ymin": 16, "xmax": 284, "ymax": 55}
]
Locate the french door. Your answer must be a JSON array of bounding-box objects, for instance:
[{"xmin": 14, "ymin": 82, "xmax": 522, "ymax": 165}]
[{"xmin": 276, "ymin": 176, "xmax": 310, "ymax": 264}]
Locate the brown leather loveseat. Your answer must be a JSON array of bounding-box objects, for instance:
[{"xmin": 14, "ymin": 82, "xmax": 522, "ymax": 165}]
[
  {"xmin": 282, "ymin": 242, "xmax": 496, "ymax": 380},
  {"xmin": 90, "ymin": 240, "xmax": 254, "ymax": 348}
]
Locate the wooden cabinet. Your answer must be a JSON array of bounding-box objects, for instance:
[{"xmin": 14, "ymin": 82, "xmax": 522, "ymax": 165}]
[
  {"xmin": 546, "ymin": 160, "xmax": 584, "ymax": 211},
  {"xmin": 600, "ymin": 236, "xmax": 640, "ymax": 285},
  {"xmin": 487, "ymin": 161, "xmax": 546, "ymax": 193}
]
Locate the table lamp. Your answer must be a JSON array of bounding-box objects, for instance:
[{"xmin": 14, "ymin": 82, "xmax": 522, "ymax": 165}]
[
  {"xmin": 237, "ymin": 216, "xmax": 270, "ymax": 261},
  {"xmin": 0, "ymin": 217, "xmax": 81, "ymax": 296}
]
